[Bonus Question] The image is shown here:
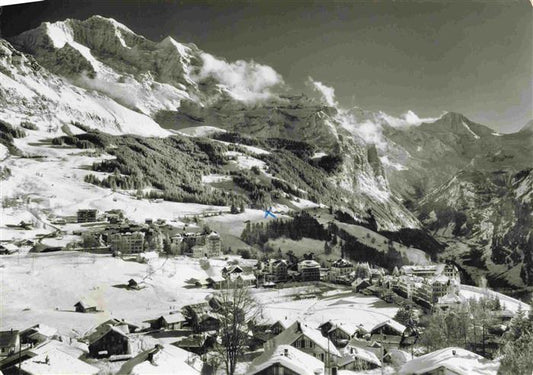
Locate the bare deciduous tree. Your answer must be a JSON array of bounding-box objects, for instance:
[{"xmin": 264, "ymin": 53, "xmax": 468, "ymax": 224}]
[{"xmin": 213, "ymin": 285, "xmax": 260, "ymax": 375}]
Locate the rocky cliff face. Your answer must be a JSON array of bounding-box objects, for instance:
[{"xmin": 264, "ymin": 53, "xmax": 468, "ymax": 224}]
[{"xmin": 381, "ymin": 112, "xmax": 532, "ymax": 286}]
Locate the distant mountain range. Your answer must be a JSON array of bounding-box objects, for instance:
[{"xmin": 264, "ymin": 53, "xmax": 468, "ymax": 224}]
[{"xmin": 1, "ymin": 16, "xmax": 531, "ymax": 289}]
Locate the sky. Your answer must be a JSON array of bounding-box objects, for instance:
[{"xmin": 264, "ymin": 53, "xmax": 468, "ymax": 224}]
[{"xmin": 1, "ymin": 0, "xmax": 532, "ymax": 133}]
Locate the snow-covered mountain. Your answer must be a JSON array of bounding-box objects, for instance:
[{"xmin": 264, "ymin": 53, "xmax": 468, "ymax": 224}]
[
  {"xmin": 380, "ymin": 112, "xmax": 532, "ymax": 287},
  {"xmin": 0, "ymin": 16, "xmax": 421, "ymax": 232}
]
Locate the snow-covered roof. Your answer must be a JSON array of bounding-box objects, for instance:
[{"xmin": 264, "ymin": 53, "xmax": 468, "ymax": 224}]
[
  {"xmin": 88, "ymin": 325, "xmax": 128, "ymax": 345},
  {"xmin": 268, "ymin": 321, "xmax": 341, "ymax": 357},
  {"xmin": 0, "ymin": 243, "xmax": 18, "ymax": 252},
  {"xmin": 339, "ymin": 345, "xmax": 381, "ymax": 368},
  {"xmin": 298, "ymin": 260, "xmax": 320, "ymax": 268},
  {"xmin": 331, "ymin": 258, "xmax": 353, "ymax": 268},
  {"xmin": 437, "ymin": 293, "xmax": 465, "ymax": 305},
  {"xmin": 29, "ymin": 339, "xmax": 88, "ymax": 359},
  {"xmin": 20, "ymin": 348, "xmax": 99, "ymax": 375},
  {"xmin": 207, "ymin": 275, "xmax": 226, "ymax": 283},
  {"xmin": 26, "ymin": 324, "xmax": 57, "ymax": 338},
  {"xmin": 272, "ymin": 319, "xmax": 295, "ymax": 330},
  {"xmin": 238, "ymin": 274, "xmax": 257, "ymax": 281},
  {"xmin": 384, "ymin": 349, "xmax": 413, "ymax": 364},
  {"xmin": 370, "ymin": 319, "xmax": 406, "ymax": 335},
  {"xmin": 400, "ymin": 347, "xmax": 500, "ymax": 375},
  {"xmin": 160, "ymin": 312, "xmax": 186, "ymax": 324},
  {"xmin": 120, "ymin": 344, "xmax": 201, "ymax": 375},
  {"xmin": 248, "ymin": 345, "xmax": 325, "ymax": 375}
]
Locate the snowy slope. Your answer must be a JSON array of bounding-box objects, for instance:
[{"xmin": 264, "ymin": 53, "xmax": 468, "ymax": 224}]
[{"xmin": 0, "ymin": 39, "xmax": 169, "ymax": 137}]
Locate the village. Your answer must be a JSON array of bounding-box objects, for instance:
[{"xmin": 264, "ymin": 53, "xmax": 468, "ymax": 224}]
[{"xmin": 0, "ymin": 207, "xmax": 529, "ymax": 375}]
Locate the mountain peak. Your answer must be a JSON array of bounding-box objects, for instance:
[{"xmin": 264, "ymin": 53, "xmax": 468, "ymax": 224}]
[{"xmin": 440, "ymin": 111, "xmax": 469, "ymax": 123}]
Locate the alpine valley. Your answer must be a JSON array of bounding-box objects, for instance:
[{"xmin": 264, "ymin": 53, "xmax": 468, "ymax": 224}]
[{"xmin": 1, "ymin": 16, "xmax": 532, "ymax": 296}]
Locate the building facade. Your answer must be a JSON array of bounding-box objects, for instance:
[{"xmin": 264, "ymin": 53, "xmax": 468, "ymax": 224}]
[
  {"xmin": 109, "ymin": 232, "xmax": 144, "ymax": 254},
  {"xmin": 77, "ymin": 209, "xmax": 97, "ymax": 223}
]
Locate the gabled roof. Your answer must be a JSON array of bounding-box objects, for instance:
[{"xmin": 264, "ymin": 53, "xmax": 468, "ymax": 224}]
[
  {"xmin": 400, "ymin": 347, "xmax": 500, "ymax": 375},
  {"xmin": 370, "ymin": 319, "xmax": 406, "ymax": 335},
  {"xmin": 120, "ymin": 344, "xmax": 201, "ymax": 375},
  {"xmin": 268, "ymin": 321, "xmax": 341, "ymax": 357},
  {"xmin": 223, "ymin": 265, "xmax": 243, "ymax": 274},
  {"xmin": 235, "ymin": 273, "xmax": 256, "ymax": 281},
  {"xmin": 206, "ymin": 275, "xmax": 226, "ymax": 283},
  {"xmin": 88, "ymin": 325, "xmax": 129, "ymax": 345},
  {"xmin": 161, "ymin": 313, "xmax": 186, "ymax": 324},
  {"xmin": 248, "ymin": 345, "xmax": 324, "ymax": 375},
  {"xmin": 271, "ymin": 319, "xmax": 296, "ymax": 330},
  {"xmin": 20, "ymin": 349, "xmax": 99, "ymax": 375},
  {"xmin": 75, "ymin": 297, "xmax": 98, "ymax": 309},
  {"xmin": 328, "ymin": 323, "xmax": 358, "ymax": 337},
  {"xmin": 24, "ymin": 324, "xmax": 57, "ymax": 339}
]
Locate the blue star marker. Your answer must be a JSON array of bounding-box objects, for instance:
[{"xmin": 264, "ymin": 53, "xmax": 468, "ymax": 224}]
[{"xmin": 264, "ymin": 207, "xmax": 277, "ymax": 219}]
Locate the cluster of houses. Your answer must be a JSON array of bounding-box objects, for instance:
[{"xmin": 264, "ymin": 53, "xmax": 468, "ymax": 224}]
[
  {"xmin": 0, "ymin": 320, "xmax": 203, "ymax": 375},
  {"xmin": 247, "ymin": 314, "xmax": 500, "ymax": 374}
]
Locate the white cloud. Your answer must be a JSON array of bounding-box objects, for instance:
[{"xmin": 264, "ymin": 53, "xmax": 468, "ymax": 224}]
[
  {"xmin": 378, "ymin": 110, "xmax": 440, "ymax": 128},
  {"xmin": 308, "ymin": 77, "xmax": 337, "ymax": 107},
  {"xmin": 196, "ymin": 53, "xmax": 283, "ymax": 103}
]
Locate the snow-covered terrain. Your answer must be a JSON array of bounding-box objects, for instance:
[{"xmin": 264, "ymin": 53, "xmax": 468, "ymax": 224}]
[{"xmin": 0, "ymin": 252, "xmax": 245, "ymax": 335}]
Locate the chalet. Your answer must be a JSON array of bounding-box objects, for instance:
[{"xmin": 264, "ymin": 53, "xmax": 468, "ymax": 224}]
[
  {"xmin": 327, "ymin": 324, "xmax": 358, "ymax": 347},
  {"xmin": 298, "ymin": 260, "xmax": 320, "ymax": 282},
  {"xmin": 119, "ymin": 344, "xmax": 202, "ymax": 375},
  {"xmin": 247, "ymin": 344, "xmax": 325, "ymax": 375},
  {"xmin": 0, "ymin": 243, "xmax": 18, "ymax": 255},
  {"xmin": 147, "ymin": 313, "xmax": 187, "ymax": 330},
  {"xmin": 352, "ymin": 278, "xmax": 372, "ymax": 293},
  {"xmin": 74, "ymin": 299, "xmax": 98, "ymax": 313},
  {"xmin": 85, "ymin": 319, "xmax": 139, "ymax": 345},
  {"xmin": 77, "ymin": 209, "xmax": 97, "ymax": 223},
  {"xmin": 399, "ymin": 347, "xmax": 500, "ymax": 375},
  {"xmin": 222, "ymin": 264, "xmax": 244, "ymax": 276},
  {"xmin": 19, "ymin": 348, "xmax": 99, "ymax": 375},
  {"xmin": 182, "ymin": 302, "xmax": 221, "ymax": 333},
  {"xmin": 175, "ymin": 334, "xmax": 214, "ymax": 355},
  {"xmin": 197, "ymin": 313, "xmax": 220, "ymax": 332},
  {"xmin": 88, "ymin": 325, "xmax": 131, "ymax": 358},
  {"xmin": 265, "ymin": 321, "xmax": 342, "ymax": 366},
  {"xmin": 0, "ymin": 330, "xmax": 20, "ymax": 358},
  {"xmin": 338, "ymin": 345, "xmax": 381, "ymax": 371},
  {"xmin": 206, "ymin": 275, "xmax": 227, "ymax": 289},
  {"xmin": 269, "ymin": 319, "xmax": 295, "ymax": 336},
  {"xmin": 20, "ymin": 324, "xmax": 57, "ymax": 345},
  {"xmin": 370, "ymin": 320, "xmax": 406, "ymax": 342},
  {"xmin": 230, "ymin": 273, "xmax": 257, "ymax": 288},
  {"xmin": 329, "ymin": 258, "xmax": 354, "ymax": 283}
]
